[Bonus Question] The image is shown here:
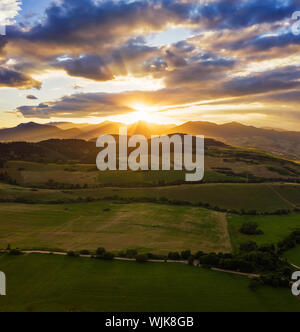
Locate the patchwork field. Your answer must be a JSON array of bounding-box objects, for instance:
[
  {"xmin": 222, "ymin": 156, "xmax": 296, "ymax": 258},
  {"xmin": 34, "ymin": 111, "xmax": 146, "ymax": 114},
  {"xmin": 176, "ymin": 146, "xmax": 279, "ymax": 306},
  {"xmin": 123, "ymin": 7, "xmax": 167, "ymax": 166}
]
[
  {"xmin": 4, "ymin": 161, "xmax": 246, "ymax": 187},
  {"xmin": 0, "ymin": 182, "xmax": 299, "ymax": 214},
  {"xmin": 0, "ymin": 201, "xmax": 231, "ymax": 254},
  {"xmin": 0, "ymin": 254, "xmax": 299, "ymax": 312}
]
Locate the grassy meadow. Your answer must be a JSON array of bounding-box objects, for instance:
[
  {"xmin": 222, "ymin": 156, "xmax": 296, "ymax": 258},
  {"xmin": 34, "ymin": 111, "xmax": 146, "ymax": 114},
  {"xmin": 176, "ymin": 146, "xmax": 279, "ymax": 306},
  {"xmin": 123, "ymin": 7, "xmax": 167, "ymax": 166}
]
[
  {"xmin": 227, "ymin": 213, "xmax": 300, "ymax": 252},
  {"xmin": 0, "ymin": 254, "xmax": 299, "ymax": 312},
  {"xmin": 0, "ymin": 201, "xmax": 231, "ymax": 254}
]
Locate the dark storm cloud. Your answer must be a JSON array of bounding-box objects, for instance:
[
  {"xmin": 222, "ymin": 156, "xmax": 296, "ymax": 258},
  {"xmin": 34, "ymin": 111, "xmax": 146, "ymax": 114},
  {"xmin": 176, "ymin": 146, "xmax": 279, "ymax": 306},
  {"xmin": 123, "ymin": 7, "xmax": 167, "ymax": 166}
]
[
  {"xmin": 53, "ymin": 54, "xmax": 113, "ymax": 81},
  {"xmin": 226, "ymin": 32, "xmax": 300, "ymax": 52},
  {"xmin": 223, "ymin": 66, "xmax": 300, "ymax": 96},
  {"xmin": 0, "ymin": 67, "xmax": 41, "ymax": 89},
  {"xmin": 17, "ymin": 92, "xmax": 135, "ymax": 118},
  {"xmin": 197, "ymin": 0, "xmax": 298, "ymax": 30}
]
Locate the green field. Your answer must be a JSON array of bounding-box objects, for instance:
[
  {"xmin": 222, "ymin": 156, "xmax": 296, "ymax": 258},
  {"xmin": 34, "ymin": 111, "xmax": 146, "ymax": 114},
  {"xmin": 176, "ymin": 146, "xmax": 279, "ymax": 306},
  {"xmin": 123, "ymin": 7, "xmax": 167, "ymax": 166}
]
[
  {"xmin": 0, "ymin": 201, "xmax": 231, "ymax": 254},
  {"xmin": 228, "ymin": 214, "xmax": 300, "ymax": 252},
  {"xmin": 0, "ymin": 254, "xmax": 299, "ymax": 312},
  {"xmin": 0, "ymin": 182, "xmax": 299, "ymax": 214},
  {"xmin": 4, "ymin": 161, "xmax": 246, "ymax": 187}
]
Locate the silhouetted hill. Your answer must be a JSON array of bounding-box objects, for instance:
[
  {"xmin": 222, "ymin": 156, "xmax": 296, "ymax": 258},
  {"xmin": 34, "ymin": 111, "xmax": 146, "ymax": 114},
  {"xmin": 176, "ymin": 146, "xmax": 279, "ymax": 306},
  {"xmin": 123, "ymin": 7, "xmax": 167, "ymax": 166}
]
[
  {"xmin": 1, "ymin": 120, "xmax": 300, "ymax": 159},
  {"xmin": 167, "ymin": 121, "xmax": 300, "ymax": 159},
  {"xmin": 0, "ymin": 122, "xmax": 82, "ymax": 142}
]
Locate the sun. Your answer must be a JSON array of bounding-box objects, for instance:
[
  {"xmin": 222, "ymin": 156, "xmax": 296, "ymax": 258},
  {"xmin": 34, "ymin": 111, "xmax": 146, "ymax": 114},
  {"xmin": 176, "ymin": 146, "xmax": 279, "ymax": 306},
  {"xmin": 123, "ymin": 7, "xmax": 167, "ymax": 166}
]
[{"xmin": 130, "ymin": 103, "xmax": 159, "ymax": 123}]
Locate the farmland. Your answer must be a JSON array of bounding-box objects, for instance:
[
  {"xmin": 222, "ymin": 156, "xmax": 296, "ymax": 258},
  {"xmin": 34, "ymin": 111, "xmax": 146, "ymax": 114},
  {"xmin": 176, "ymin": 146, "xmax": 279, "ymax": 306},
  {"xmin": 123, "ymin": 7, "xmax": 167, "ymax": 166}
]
[
  {"xmin": 0, "ymin": 201, "xmax": 231, "ymax": 254},
  {"xmin": 0, "ymin": 254, "xmax": 299, "ymax": 312},
  {"xmin": 227, "ymin": 213, "xmax": 300, "ymax": 252}
]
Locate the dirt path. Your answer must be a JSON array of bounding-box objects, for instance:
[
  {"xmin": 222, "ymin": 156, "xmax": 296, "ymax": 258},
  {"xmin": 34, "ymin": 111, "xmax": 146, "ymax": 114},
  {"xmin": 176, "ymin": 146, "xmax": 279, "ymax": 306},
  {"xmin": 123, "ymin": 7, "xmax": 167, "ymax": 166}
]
[{"xmin": 267, "ymin": 184, "xmax": 297, "ymax": 209}]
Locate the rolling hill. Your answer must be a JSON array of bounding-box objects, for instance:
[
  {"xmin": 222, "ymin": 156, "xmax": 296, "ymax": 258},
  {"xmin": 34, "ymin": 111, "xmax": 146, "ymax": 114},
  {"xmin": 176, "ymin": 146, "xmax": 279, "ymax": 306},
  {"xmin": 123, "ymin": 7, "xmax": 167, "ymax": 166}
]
[
  {"xmin": 0, "ymin": 122, "xmax": 81, "ymax": 142},
  {"xmin": 167, "ymin": 121, "xmax": 300, "ymax": 159}
]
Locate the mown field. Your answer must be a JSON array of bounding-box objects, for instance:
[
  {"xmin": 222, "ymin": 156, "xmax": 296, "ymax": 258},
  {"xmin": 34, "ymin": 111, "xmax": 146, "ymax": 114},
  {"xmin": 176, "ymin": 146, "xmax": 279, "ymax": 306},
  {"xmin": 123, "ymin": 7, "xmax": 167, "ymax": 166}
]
[
  {"xmin": 228, "ymin": 214, "xmax": 300, "ymax": 252},
  {"xmin": 0, "ymin": 201, "xmax": 231, "ymax": 254},
  {"xmin": 0, "ymin": 254, "xmax": 299, "ymax": 312},
  {"xmin": 0, "ymin": 182, "xmax": 298, "ymax": 214}
]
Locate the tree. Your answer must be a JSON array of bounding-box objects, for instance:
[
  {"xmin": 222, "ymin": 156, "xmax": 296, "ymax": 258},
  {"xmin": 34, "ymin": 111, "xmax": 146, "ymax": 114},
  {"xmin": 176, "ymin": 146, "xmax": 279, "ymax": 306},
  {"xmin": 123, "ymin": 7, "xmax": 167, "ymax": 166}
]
[
  {"xmin": 240, "ymin": 222, "xmax": 264, "ymax": 235},
  {"xmin": 67, "ymin": 251, "xmax": 78, "ymax": 257},
  {"xmin": 181, "ymin": 250, "xmax": 192, "ymax": 260},
  {"xmin": 96, "ymin": 247, "xmax": 106, "ymax": 256},
  {"xmin": 136, "ymin": 254, "xmax": 148, "ymax": 263},
  {"xmin": 239, "ymin": 241, "xmax": 258, "ymax": 253}
]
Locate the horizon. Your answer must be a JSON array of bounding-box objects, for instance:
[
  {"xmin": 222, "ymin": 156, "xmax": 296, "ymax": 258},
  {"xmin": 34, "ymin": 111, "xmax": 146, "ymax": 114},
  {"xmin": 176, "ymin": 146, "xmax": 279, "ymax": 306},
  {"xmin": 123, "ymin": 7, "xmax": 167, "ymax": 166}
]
[{"xmin": 2, "ymin": 119, "xmax": 300, "ymax": 134}]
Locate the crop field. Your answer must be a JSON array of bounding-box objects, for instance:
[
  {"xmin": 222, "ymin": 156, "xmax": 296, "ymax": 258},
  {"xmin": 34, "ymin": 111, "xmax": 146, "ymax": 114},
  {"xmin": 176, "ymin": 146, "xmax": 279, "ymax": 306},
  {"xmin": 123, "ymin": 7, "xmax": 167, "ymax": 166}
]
[
  {"xmin": 228, "ymin": 213, "xmax": 300, "ymax": 252},
  {"xmin": 4, "ymin": 161, "xmax": 246, "ymax": 187},
  {"xmin": 0, "ymin": 182, "xmax": 298, "ymax": 214},
  {"xmin": 0, "ymin": 254, "xmax": 299, "ymax": 312},
  {"xmin": 0, "ymin": 201, "xmax": 231, "ymax": 254}
]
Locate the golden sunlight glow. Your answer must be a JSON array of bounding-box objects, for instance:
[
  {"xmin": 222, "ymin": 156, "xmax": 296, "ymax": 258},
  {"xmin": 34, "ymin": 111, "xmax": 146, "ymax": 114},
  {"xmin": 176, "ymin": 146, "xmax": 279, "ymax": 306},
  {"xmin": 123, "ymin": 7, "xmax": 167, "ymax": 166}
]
[{"xmin": 130, "ymin": 103, "xmax": 159, "ymax": 122}]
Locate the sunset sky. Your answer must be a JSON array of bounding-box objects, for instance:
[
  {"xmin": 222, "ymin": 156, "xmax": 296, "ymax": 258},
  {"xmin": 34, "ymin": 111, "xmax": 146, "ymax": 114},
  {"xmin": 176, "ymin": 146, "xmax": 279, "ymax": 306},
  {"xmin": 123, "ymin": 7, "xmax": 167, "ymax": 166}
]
[{"xmin": 1, "ymin": 0, "xmax": 300, "ymax": 130}]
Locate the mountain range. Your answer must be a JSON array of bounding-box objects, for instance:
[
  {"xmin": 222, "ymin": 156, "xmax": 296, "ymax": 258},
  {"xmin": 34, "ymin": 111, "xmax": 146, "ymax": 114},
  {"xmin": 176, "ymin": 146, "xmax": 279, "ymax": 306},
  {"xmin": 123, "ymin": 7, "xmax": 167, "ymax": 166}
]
[{"xmin": 0, "ymin": 120, "xmax": 300, "ymax": 159}]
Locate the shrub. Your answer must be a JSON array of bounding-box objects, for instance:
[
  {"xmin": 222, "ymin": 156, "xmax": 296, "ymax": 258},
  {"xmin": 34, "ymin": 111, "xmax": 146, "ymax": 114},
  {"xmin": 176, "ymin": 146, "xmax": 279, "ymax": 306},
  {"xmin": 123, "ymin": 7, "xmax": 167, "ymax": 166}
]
[
  {"xmin": 239, "ymin": 241, "xmax": 258, "ymax": 253},
  {"xmin": 96, "ymin": 247, "xmax": 106, "ymax": 256},
  {"xmin": 67, "ymin": 251, "xmax": 78, "ymax": 257},
  {"xmin": 181, "ymin": 250, "xmax": 192, "ymax": 260},
  {"xmin": 188, "ymin": 256, "xmax": 195, "ymax": 266},
  {"xmin": 79, "ymin": 250, "xmax": 90, "ymax": 255},
  {"xmin": 240, "ymin": 222, "xmax": 264, "ymax": 235},
  {"xmin": 126, "ymin": 249, "xmax": 138, "ymax": 259},
  {"xmin": 8, "ymin": 249, "xmax": 22, "ymax": 256},
  {"xmin": 99, "ymin": 252, "xmax": 115, "ymax": 260},
  {"xmin": 136, "ymin": 254, "xmax": 148, "ymax": 263},
  {"xmin": 168, "ymin": 252, "xmax": 181, "ymax": 261}
]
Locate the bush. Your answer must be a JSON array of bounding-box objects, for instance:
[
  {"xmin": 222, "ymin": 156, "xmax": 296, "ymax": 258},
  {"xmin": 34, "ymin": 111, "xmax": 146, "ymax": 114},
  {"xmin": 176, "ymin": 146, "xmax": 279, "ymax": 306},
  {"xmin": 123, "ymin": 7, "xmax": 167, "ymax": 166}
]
[
  {"xmin": 96, "ymin": 247, "xmax": 106, "ymax": 256},
  {"xmin": 96, "ymin": 252, "xmax": 115, "ymax": 260},
  {"xmin": 239, "ymin": 241, "xmax": 258, "ymax": 253},
  {"xmin": 126, "ymin": 249, "xmax": 138, "ymax": 259},
  {"xmin": 136, "ymin": 254, "xmax": 148, "ymax": 263},
  {"xmin": 188, "ymin": 256, "xmax": 195, "ymax": 266},
  {"xmin": 67, "ymin": 251, "xmax": 78, "ymax": 257},
  {"xmin": 240, "ymin": 222, "xmax": 264, "ymax": 235},
  {"xmin": 168, "ymin": 252, "xmax": 181, "ymax": 261},
  {"xmin": 181, "ymin": 250, "xmax": 192, "ymax": 260},
  {"xmin": 79, "ymin": 250, "xmax": 90, "ymax": 255},
  {"xmin": 8, "ymin": 249, "xmax": 22, "ymax": 256}
]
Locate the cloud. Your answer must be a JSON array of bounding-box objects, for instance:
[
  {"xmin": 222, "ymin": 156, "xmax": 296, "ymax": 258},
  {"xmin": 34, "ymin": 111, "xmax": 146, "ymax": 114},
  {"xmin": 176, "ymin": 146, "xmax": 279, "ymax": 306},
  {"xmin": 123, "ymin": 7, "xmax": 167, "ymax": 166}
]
[
  {"xmin": 0, "ymin": 66, "xmax": 41, "ymax": 89},
  {"xmin": 53, "ymin": 54, "xmax": 113, "ymax": 81},
  {"xmin": 17, "ymin": 92, "xmax": 135, "ymax": 118},
  {"xmin": 223, "ymin": 66, "xmax": 300, "ymax": 96},
  {"xmin": 26, "ymin": 94, "xmax": 38, "ymax": 100},
  {"xmin": 0, "ymin": 0, "xmax": 22, "ymax": 28}
]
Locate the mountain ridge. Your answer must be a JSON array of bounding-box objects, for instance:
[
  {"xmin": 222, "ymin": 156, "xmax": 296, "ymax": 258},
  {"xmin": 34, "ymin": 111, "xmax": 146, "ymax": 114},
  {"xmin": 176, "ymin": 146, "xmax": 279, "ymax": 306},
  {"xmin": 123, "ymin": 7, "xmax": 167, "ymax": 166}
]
[{"xmin": 1, "ymin": 120, "xmax": 300, "ymax": 159}]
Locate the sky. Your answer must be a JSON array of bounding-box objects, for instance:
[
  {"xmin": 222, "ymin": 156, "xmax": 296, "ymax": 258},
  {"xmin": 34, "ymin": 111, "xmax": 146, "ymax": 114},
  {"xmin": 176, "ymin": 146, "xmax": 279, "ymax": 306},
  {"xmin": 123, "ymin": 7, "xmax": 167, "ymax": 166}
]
[{"xmin": 0, "ymin": 0, "xmax": 300, "ymax": 130}]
